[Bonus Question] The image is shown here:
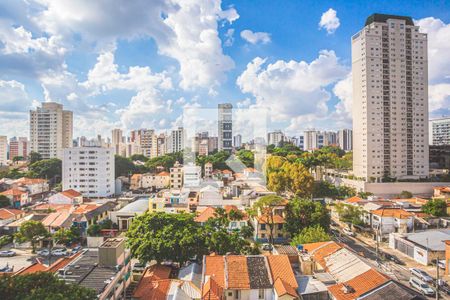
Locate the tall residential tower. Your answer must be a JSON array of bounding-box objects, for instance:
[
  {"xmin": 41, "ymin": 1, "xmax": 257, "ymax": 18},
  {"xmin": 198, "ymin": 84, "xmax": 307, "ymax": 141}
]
[
  {"xmin": 30, "ymin": 102, "xmax": 73, "ymax": 159},
  {"xmin": 352, "ymin": 14, "xmax": 429, "ymax": 180},
  {"xmin": 218, "ymin": 103, "xmax": 233, "ymax": 152}
]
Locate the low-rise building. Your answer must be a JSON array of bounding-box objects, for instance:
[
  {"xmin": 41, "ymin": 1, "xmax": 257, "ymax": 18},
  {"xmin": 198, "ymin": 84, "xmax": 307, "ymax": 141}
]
[
  {"xmin": 10, "ymin": 177, "xmax": 49, "ymax": 200},
  {"xmin": 202, "ymin": 254, "xmax": 299, "ymax": 300},
  {"xmin": 389, "ymin": 229, "xmax": 450, "ymax": 265},
  {"xmin": 0, "ymin": 188, "xmax": 29, "ymax": 208},
  {"xmin": 131, "ymin": 172, "xmax": 170, "ymax": 191},
  {"xmin": 194, "ymin": 206, "xmax": 248, "ymax": 231},
  {"xmin": 170, "ymin": 161, "xmax": 183, "ymax": 189},
  {"xmin": 48, "ymin": 189, "xmax": 83, "ymax": 205},
  {"xmin": 251, "ymin": 198, "xmax": 289, "ymax": 243},
  {"xmin": 0, "ymin": 208, "xmax": 25, "ymax": 232},
  {"xmin": 370, "ymin": 208, "xmax": 414, "ymax": 235},
  {"xmin": 110, "ymin": 198, "xmax": 148, "ymax": 231}
]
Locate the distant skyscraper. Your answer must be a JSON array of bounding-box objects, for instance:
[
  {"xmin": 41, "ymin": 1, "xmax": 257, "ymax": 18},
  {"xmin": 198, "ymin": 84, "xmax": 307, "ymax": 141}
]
[
  {"xmin": 338, "ymin": 129, "xmax": 353, "ymax": 151},
  {"xmin": 304, "ymin": 130, "xmax": 319, "ymax": 151},
  {"xmin": 168, "ymin": 127, "xmax": 184, "ymax": 153},
  {"xmin": 111, "ymin": 129, "xmax": 123, "ymax": 146},
  {"xmin": 352, "ymin": 14, "xmax": 429, "ymax": 180},
  {"xmin": 9, "ymin": 137, "xmax": 28, "ymax": 160},
  {"xmin": 0, "ymin": 136, "xmax": 7, "ymax": 165},
  {"xmin": 30, "ymin": 102, "xmax": 73, "ymax": 159},
  {"xmin": 130, "ymin": 129, "xmax": 157, "ymax": 158},
  {"xmin": 429, "ymin": 117, "xmax": 450, "ymax": 145},
  {"xmin": 218, "ymin": 103, "xmax": 233, "ymax": 152},
  {"xmin": 233, "ymin": 134, "xmax": 242, "ymax": 148}
]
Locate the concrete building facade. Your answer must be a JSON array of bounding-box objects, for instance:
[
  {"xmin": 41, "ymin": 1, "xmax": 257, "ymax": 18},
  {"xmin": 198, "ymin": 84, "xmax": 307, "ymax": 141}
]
[
  {"xmin": 429, "ymin": 116, "xmax": 450, "ymax": 145},
  {"xmin": 218, "ymin": 103, "xmax": 233, "ymax": 152}
]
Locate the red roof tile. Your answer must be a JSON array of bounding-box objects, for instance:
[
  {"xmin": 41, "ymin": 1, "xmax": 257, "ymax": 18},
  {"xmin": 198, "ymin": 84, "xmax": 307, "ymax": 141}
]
[
  {"xmin": 60, "ymin": 189, "xmax": 82, "ymax": 198},
  {"xmin": 274, "ymin": 278, "xmax": 298, "ymax": 298},
  {"xmin": 226, "ymin": 256, "xmax": 250, "ymax": 289},
  {"xmin": 133, "ymin": 265, "xmax": 172, "ymax": 299},
  {"xmin": 345, "ymin": 196, "xmax": 363, "ymax": 203},
  {"xmin": 267, "ymin": 255, "xmax": 298, "ymax": 290},
  {"xmin": 204, "ymin": 256, "xmax": 225, "ymax": 288},
  {"xmin": 371, "ymin": 208, "xmax": 413, "ymax": 219},
  {"xmin": 0, "ymin": 208, "xmax": 23, "ymax": 220}
]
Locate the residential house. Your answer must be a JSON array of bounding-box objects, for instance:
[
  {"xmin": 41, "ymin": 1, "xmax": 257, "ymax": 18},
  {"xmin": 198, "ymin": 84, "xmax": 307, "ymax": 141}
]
[
  {"xmin": 130, "ymin": 172, "xmax": 170, "ymax": 191},
  {"xmin": 48, "ymin": 189, "xmax": 83, "ymax": 205},
  {"xmin": 170, "ymin": 161, "xmax": 183, "ymax": 189},
  {"xmin": 201, "ymin": 254, "xmax": 299, "ymax": 300},
  {"xmin": 110, "ymin": 199, "xmax": 148, "ymax": 230},
  {"xmin": 0, "ymin": 208, "xmax": 25, "ymax": 232},
  {"xmin": 194, "ymin": 206, "xmax": 248, "ymax": 231},
  {"xmin": 0, "ymin": 188, "xmax": 29, "ymax": 208},
  {"xmin": 370, "ymin": 208, "xmax": 414, "ymax": 235},
  {"xmin": 11, "ymin": 177, "xmax": 49, "ymax": 200},
  {"xmin": 434, "ymin": 186, "xmax": 450, "ymax": 200},
  {"xmin": 251, "ymin": 199, "xmax": 289, "ymax": 243}
]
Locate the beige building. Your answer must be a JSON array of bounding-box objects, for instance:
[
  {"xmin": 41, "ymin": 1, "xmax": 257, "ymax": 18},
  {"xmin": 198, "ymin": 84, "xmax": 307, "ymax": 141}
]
[
  {"xmin": 352, "ymin": 14, "xmax": 429, "ymax": 181},
  {"xmin": 170, "ymin": 161, "xmax": 183, "ymax": 189},
  {"xmin": 0, "ymin": 136, "xmax": 7, "ymax": 165},
  {"xmin": 30, "ymin": 102, "xmax": 73, "ymax": 159}
]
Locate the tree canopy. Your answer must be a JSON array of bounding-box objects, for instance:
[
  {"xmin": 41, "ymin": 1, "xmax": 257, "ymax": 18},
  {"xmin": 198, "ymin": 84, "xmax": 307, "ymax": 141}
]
[
  {"xmin": 28, "ymin": 158, "xmax": 62, "ymax": 182},
  {"xmin": 250, "ymin": 195, "xmax": 285, "ymax": 246},
  {"xmin": 334, "ymin": 202, "xmax": 364, "ymax": 225},
  {"xmin": 312, "ymin": 181, "xmax": 356, "ymax": 199},
  {"xmin": 115, "ymin": 155, "xmax": 136, "ymax": 177},
  {"xmin": 53, "ymin": 227, "xmax": 81, "ymax": 246},
  {"xmin": 422, "ymin": 199, "xmax": 447, "ymax": 217},
  {"xmin": 29, "ymin": 151, "xmax": 43, "ymax": 165},
  {"xmin": 15, "ymin": 220, "xmax": 49, "ymax": 252},
  {"xmin": 291, "ymin": 225, "xmax": 331, "ymax": 246},
  {"xmin": 0, "ymin": 195, "xmax": 10, "ymax": 208},
  {"xmin": 0, "ymin": 272, "xmax": 96, "ymax": 300},
  {"xmin": 285, "ymin": 198, "xmax": 330, "ymax": 236}
]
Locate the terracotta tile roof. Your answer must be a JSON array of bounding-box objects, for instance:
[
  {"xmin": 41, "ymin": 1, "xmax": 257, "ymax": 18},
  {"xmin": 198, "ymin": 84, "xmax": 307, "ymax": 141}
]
[
  {"xmin": 0, "ymin": 208, "xmax": 23, "ymax": 220},
  {"xmin": 327, "ymin": 269, "xmax": 389, "ymax": 300},
  {"xmin": 42, "ymin": 211, "xmax": 72, "ymax": 228},
  {"xmin": 267, "ymin": 255, "xmax": 298, "ymax": 290},
  {"xmin": 309, "ymin": 241, "xmax": 343, "ymax": 269},
  {"xmin": 204, "ymin": 256, "xmax": 225, "ymax": 288},
  {"xmin": 371, "ymin": 208, "xmax": 413, "ymax": 219},
  {"xmin": 303, "ymin": 241, "xmax": 334, "ymax": 253},
  {"xmin": 60, "ymin": 189, "xmax": 82, "ymax": 198},
  {"xmin": 133, "ymin": 265, "xmax": 172, "ymax": 299},
  {"xmin": 1, "ymin": 188, "xmax": 27, "ymax": 196},
  {"xmin": 33, "ymin": 203, "xmax": 72, "ymax": 212},
  {"xmin": 202, "ymin": 276, "xmax": 223, "ymax": 300},
  {"xmin": 226, "ymin": 256, "xmax": 250, "ymax": 289},
  {"xmin": 345, "ymin": 196, "xmax": 363, "ymax": 203},
  {"xmin": 257, "ymin": 214, "xmax": 285, "ymax": 224},
  {"xmin": 274, "ymin": 278, "xmax": 298, "ymax": 298},
  {"xmin": 15, "ymin": 262, "xmax": 46, "ymax": 275},
  {"xmin": 131, "ymin": 174, "xmax": 142, "ymax": 180},
  {"xmin": 15, "ymin": 178, "xmax": 47, "ymax": 185},
  {"xmin": 157, "ymin": 171, "xmax": 170, "ymax": 176},
  {"xmin": 194, "ymin": 206, "xmax": 248, "ymax": 223},
  {"xmin": 243, "ymin": 168, "xmax": 257, "ymax": 172},
  {"xmin": 435, "ymin": 186, "xmax": 450, "ymax": 193}
]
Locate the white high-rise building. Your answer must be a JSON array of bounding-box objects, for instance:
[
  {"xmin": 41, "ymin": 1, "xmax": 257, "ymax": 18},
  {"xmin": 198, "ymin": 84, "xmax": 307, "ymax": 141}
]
[
  {"xmin": 111, "ymin": 129, "xmax": 123, "ymax": 146},
  {"xmin": 304, "ymin": 130, "xmax": 319, "ymax": 151},
  {"xmin": 61, "ymin": 147, "xmax": 115, "ymax": 197},
  {"xmin": 429, "ymin": 117, "xmax": 450, "ymax": 145},
  {"xmin": 168, "ymin": 127, "xmax": 184, "ymax": 153},
  {"xmin": 30, "ymin": 102, "xmax": 73, "ymax": 159},
  {"xmin": 233, "ymin": 134, "xmax": 242, "ymax": 148},
  {"xmin": 218, "ymin": 103, "xmax": 233, "ymax": 152},
  {"xmin": 338, "ymin": 129, "xmax": 353, "ymax": 151},
  {"xmin": 352, "ymin": 14, "xmax": 429, "ymax": 180},
  {"xmin": 130, "ymin": 129, "xmax": 157, "ymax": 158},
  {"xmin": 183, "ymin": 163, "xmax": 202, "ymax": 187},
  {"xmin": 267, "ymin": 130, "xmax": 285, "ymax": 147},
  {"xmin": 0, "ymin": 136, "xmax": 7, "ymax": 165}
]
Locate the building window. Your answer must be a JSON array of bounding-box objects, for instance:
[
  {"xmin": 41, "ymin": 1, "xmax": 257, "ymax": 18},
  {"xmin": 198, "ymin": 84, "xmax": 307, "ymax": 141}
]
[
  {"xmin": 260, "ymin": 224, "xmax": 266, "ymax": 230},
  {"xmin": 235, "ymin": 290, "xmax": 240, "ymax": 299},
  {"xmin": 258, "ymin": 289, "xmax": 264, "ymax": 299}
]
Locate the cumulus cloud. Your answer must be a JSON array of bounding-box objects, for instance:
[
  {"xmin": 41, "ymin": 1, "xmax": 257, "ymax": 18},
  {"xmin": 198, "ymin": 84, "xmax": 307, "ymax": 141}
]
[
  {"xmin": 237, "ymin": 50, "xmax": 348, "ymax": 132},
  {"xmin": 240, "ymin": 30, "xmax": 271, "ymax": 44},
  {"xmin": 224, "ymin": 28, "xmax": 235, "ymax": 47},
  {"xmin": 319, "ymin": 8, "xmax": 340, "ymax": 34}
]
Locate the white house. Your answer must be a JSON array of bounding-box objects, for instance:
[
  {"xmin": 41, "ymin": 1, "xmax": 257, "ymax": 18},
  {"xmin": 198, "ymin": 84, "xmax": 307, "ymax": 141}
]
[
  {"xmin": 183, "ymin": 163, "xmax": 201, "ymax": 187},
  {"xmin": 61, "ymin": 147, "xmax": 115, "ymax": 198},
  {"xmin": 48, "ymin": 189, "xmax": 83, "ymax": 205},
  {"xmin": 370, "ymin": 208, "xmax": 414, "ymax": 235}
]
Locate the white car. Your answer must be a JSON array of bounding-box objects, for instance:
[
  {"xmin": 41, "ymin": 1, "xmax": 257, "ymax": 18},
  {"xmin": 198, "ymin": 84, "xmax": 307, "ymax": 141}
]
[
  {"xmin": 343, "ymin": 227, "xmax": 355, "ymax": 237},
  {"xmin": 37, "ymin": 249, "xmax": 50, "ymax": 256},
  {"xmin": 410, "ymin": 268, "xmax": 433, "ymax": 283},
  {"xmin": 51, "ymin": 248, "xmax": 67, "ymax": 256},
  {"xmin": 409, "ymin": 277, "xmax": 435, "ymax": 296}
]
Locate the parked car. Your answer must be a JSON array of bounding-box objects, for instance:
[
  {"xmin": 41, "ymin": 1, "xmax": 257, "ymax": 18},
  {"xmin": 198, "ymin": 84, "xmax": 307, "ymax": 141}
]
[
  {"xmin": 37, "ymin": 249, "xmax": 50, "ymax": 256},
  {"xmin": 411, "ymin": 268, "xmax": 433, "ymax": 283},
  {"xmin": 51, "ymin": 248, "xmax": 67, "ymax": 256},
  {"xmin": 438, "ymin": 260, "xmax": 446, "ymax": 270},
  {"xmin": 383, "ymin": 253, "xmax": 405, "ymax": 265},
  {"xmin": 438, "ymin": 280, "xmax": 450, "ymax": 295},
  {"xmin": 70, "ymin": 246, "xmax": 82, "ymax": 254},
  {"xmin": 343, "ymin": 227, "xmax": 355, "ymax": 237},
  {"xmin": 409, "ymin": 277, "xmax": 435, "ymax": 296},
  {"xmin": 0, "ymin": 265, "xmax": 13, "ymax": 272},
  {"xmin": 261, "ymin": 243, "xmax": 273, "ymax": 251},
  {"xmin": 0, "ymin": 250, "xmax": 16, "ymax": 257}
]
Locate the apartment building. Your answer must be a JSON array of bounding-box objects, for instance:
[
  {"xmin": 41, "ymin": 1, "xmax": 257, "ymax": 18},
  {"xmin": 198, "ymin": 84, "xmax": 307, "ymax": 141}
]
[
  {"xmin": 130, "ymin": 129, "xmax": 157, "ymax": 158},
  {"xmin": 9, "ymin": 137, "xmax": 28, "ymax": 160},
  {"xmin": 267, "ymin": 130, "xmax": 285, "ymax": 147},
  {"xmin": 61, "ymin": 147, "xmax": 115, "ymax": 197},
  {"xmin": 170, "ymin": 161, "xmax": 183, "ymax": 189},
  {"xmin": 30, "ymin": 102, "xmax": 73, "ymax": 159},
  {"xmin": 352, "ymin": 14, "xmax": 429, "ymax": 180},
  {"xmin": 218, "ymin": 103, "xmax": 233, "ymax": 152},
  {"xmin": 0, "ymin": 136, "xmax": 7, "ymax": 165},
  {"xmin": 337, "ymin": 129, "xmax": 353, "ymax": 151},
  {"xmin": 167, "ymin": 127, "xmax": 184, "ymax": 153},
  {"xmin": 429, "ymin": 116, "xmax": 450, "ymax": 145},
  {"xmin": 233, "ymin": 134, "xmax": 242, "ymax": 148}
]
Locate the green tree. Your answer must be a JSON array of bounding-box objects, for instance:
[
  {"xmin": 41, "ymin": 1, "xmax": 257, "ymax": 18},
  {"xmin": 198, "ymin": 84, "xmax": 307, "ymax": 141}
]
[
  {"xmin": 335, "ymin": 202, "xmax": 363, "ymax": 225},
  {"xmin": 29, "ymin": 151, "xmax": 42, "ymax": 164},
  {"xmin": 0, "ymin": 271, "xmax": 96, "ymax": 300},
  {"xmin": 130, "ymin": 154, "xmax": 148, "ymax": 162},
  {"xmin": 312, "ymin": 181, "xmax": 339, "ymax": 198},
  {"xmin": 15, "ymin": 220, "xmax": 49, "ymax": 252},
  {"xmin": 422, "ymin": 199, "xmax": 447, "ymax": 217},
  {"xmin": 357, "ymin": 191, "xmax": 373, "ymax": 199},
  {"xmin": 126, "ymin": 212, "xmax": 207, "ymax": 265},
  {"xmin": 87, "ymin": 224, "xmax": 101, "ymax": 237},
  {"xmin": 285, "ymin": 198, "xmax": 330, "ymax": 236},
  {"xmin": 12, "ymin": 156, "xmax": 24, "ymax": 162},
  {"xmin": 0, "ymin": 195, "xmax": 10, "ymax": 208},
  {"xmin": 250, "ymin": 195, "xmax": 285, "ymax": 247},
  {"xmin": 236, "ymin": 149, "xmax": 254, "ymax": 168},
  {"xmin": 282, "ymin": 161, "xmax": 314, "ymax": 198},
  {"xmin": 291, "ymin": 225, "xmax": 331, "ymax": 245},
  {"xmin": 28, "ymin": 158, "xmax": 62, "ymax": 181},
  {"xmin": 53, "ymin": 227, "xmax": 80, "ymax": 246},
  {"xmin": 398, "ymin": 190, "xmax": 413, "ymax": 199},
  {"xmin": 115, "ymin": 155, "xmax": 135, "ymax": 177}
]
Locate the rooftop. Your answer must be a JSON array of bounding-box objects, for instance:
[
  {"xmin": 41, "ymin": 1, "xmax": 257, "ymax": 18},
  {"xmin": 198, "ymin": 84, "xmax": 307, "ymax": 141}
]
[
  {"xmin": 365, "ymin": 13, "xmax": 414, "ymax": 26},
  {"xmin": 404, "ymin": 229, "xmax": 450, "ymax": 251},
  {"xmin": 0, "ymin": 208, "xmax": 23, "ymax": 219},
  {"xmin": 117, "ymin": 199, "xmax": 148, "ymax": 214}
]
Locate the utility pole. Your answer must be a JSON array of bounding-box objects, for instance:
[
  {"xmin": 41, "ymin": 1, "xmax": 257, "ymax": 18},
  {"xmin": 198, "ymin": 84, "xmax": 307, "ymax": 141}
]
[{"xmin": 436, "ymin": 259, "xmax": 440, "ymax": 300}]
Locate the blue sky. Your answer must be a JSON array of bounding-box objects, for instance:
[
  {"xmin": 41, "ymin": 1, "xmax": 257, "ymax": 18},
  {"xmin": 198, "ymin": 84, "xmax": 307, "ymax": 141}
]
[{"xmin": 0, "ymin": 0, "xmax": 450, "ymax": 139}]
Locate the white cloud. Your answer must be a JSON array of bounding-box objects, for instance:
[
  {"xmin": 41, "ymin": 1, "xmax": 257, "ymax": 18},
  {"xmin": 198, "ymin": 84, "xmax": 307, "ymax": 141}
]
[
  {"xmin": 319, "ymin": 8, "xmax": 340, "ymax": 34},
  {"xmin": 237, "ymin": 50, "xmax": 348, "ymax": 133},
  {"xmin": 429, "ymin": 83, "xmax": 450, "ymax": 112},
  {"xmin": 224, "ymin": 28, "xmax": 235, "ymax": 47},
  {"xmin": 32, "ymin": 0, "xmax": 236, "ymax": 91},
  {"xmin": 240, "ymin": 30, "xmax": 271, "ymax": 44},
  {"xmin": 332, "ymin": 73, "xmax": 352, "ymax": 124}
]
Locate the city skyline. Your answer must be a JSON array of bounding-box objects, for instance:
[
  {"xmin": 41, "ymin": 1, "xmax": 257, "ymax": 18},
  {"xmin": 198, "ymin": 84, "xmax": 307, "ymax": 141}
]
[{"xmin": 0, "ymin": 1, "xmax": 450, "ymax": 139}]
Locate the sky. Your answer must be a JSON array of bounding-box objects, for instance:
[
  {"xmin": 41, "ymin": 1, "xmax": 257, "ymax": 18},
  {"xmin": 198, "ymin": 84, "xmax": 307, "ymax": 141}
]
[{"xmin": 0, "ymin": 0, "xmax": 450, "ymax": 139}]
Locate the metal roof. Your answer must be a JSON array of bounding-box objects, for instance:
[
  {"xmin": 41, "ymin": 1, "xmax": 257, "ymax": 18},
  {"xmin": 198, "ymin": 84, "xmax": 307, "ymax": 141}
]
[
  {"xmin": 117, "ymin": 198, "xmax": 148, "ymax": 214},
  {"xmin": 365, "ymin": 14, "xmax": 414, "ymax": 26},
  {"xmin": 404, "ymin": 229, "xmax": 450, "ymax": 251}
]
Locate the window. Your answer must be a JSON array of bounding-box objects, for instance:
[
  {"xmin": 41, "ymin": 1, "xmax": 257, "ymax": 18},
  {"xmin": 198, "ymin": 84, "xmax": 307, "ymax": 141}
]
[
  {"xmin": 258, "ymin": 289, "xmax": 264, "ymax": 299},
  {"xmin": 235, "ymin": 290, "xmax": 240, "ymax": 299},
  {"xmin": 260, "ymin": 224, "xmax": 266, "ymax": 230}
]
